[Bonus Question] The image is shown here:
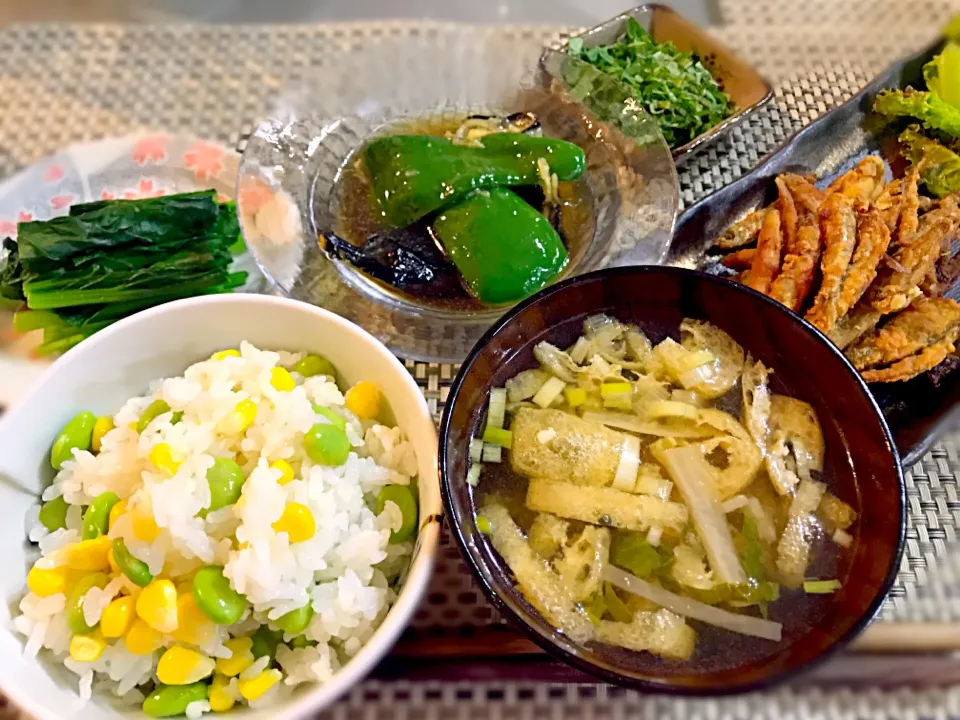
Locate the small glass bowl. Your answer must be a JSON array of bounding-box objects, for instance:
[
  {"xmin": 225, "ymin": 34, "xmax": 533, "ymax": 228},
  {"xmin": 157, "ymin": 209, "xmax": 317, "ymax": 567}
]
[{"xmin": 238, "ymin": 33, "xmax": 678, "ymax": 362}]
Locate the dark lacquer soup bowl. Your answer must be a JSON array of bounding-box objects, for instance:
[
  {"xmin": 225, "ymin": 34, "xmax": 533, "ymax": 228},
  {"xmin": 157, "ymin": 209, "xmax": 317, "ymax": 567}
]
[{"xmin": 440, "ymin": 266, "xmax": 905, "ymax": 694}]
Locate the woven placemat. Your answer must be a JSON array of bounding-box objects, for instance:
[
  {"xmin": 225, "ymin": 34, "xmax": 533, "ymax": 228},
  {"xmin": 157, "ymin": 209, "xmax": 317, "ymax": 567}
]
[{"xmin": 1, "ymin": 10, "xmax": 960, "ymax": 719}]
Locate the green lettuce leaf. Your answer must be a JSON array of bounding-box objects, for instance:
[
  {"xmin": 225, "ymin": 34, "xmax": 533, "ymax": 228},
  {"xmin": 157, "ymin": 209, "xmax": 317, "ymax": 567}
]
[
  {"xmin": 900, "ymin": 124, "xmax": 960, "ymax": 197},
  {"xmin": 874, "ymin": 89, "xmax": 960, "ymax": 137},
  {"xmin": 924, "ymin": 42, "xmax": 960, "ymax": 110}
]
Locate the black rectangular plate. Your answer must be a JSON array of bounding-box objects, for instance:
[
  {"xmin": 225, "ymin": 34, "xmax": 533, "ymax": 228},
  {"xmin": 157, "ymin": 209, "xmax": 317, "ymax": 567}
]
[{"xmin": 670, "ymin": 39, "xmax": 958, "ymax": 467}]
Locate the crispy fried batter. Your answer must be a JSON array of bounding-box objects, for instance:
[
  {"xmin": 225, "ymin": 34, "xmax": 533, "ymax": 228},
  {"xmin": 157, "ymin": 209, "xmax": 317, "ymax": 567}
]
[
  {"xmin": 826, "ymin": 156, "xmax": 885, "ymax": 201},
  {"xmin": 717, "ymin": 209, "xmax": 767, "ymax": 249},
  {"xmin": 769, "ymin": 176, "xmax": 824, "ymax": 311},
  {"xmin": 860, "ymin": 335, "xmax": 958, "ymax": 383},
  {"xmin": 745, "ymin": 207, "xmax": 782, "ymax": 295},
  {"xmin": 805, "ymin": 194, "xmax": 857, "ymax": 331},
  {"xmin": 874, "ymin": 178, "xmax": 903, "ymax": 233},
  {"xmin": 827, "ymin": 304, "xmax": 883, "ymax": 349},
  {"xmin": 895, "ymin": 165, "xmax": 921, "ymax": 248},
  {"xmin": 835, "ymin": 205, "xmax": 892, "ymax": 320},
  {"xmin": 920, "ymin": 267, "xmax": 940, "ymax": 296},
  {"xmin": 846, "ymin": 297, "xmax": 960, "ymax": 369},
  {"xmin": 721, "ymin": 247, "xmax": 756, "ymax": 270},
  {"xmin": 777, "ymin": 176, "xmax": 798, "ymax": 254},
  {"xmin": 868, "ymin": 199, "xmax": 960, "ymax": 314}
]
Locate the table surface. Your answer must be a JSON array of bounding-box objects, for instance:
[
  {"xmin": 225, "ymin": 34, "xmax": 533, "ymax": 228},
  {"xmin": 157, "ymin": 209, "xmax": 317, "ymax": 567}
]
[{"xmin": 3, "ymin": 1, "xmax": 960, "ymax": 718}]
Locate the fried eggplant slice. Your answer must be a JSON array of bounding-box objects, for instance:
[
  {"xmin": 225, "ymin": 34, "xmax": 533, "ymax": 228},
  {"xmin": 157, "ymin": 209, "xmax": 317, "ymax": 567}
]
[
  {"xmin": 825, "ymin": 156, "xmax": 885, "ymax": 202},
  {"xmin": 827, "ymin": 303, "xmax": 883, "ymax": 349},
  {"xmin": 805, "ymin": 193, "xmax": 857, "ymax": 331},
  {"xmin": 745, "ymin": 207, "xmax": 782, "ymax": 295},
  {"xmin": 717, "ymin": 209, "xmax": 767, "ymax": 249},
  {"xmin": 860, "ymin": 336, "xmax": 958, "ymax": 383},
  {"xmin": 834, "ymin": 204, "xmax": 892, "ymax": 320},
  {"xmin": 846, "ymin": 297, "xmax": 960, "ymax": 370},
  {"xmin": 769, "ymin": 176, "xmax": 824, "ymax": 311},
  {"xmin": 721, "ymin": 247, "xmax": 756, "ymax": 270},
  {"xmin": 868, "ymin": 199, "xmax": 960, "ymax": 314}
]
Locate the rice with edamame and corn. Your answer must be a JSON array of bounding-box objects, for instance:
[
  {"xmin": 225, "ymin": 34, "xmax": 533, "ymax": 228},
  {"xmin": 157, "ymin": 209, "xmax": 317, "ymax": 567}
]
[{"xmin": 15, "ymin": 342, "xmax": 419, "ymax": 717}]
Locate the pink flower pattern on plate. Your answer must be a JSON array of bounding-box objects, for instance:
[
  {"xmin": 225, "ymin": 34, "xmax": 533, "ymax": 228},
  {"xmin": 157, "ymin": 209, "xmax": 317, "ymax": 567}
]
[
  {"xmin": 0, "ymin": 221, "xmax": 15, "ymax": 236},
  {"xmin": 18, "ymin": 211, "xmax": 33, "ymax": 223},
  {"xmin": 184, "ymin": 140, "xmax": 224, "ymax": 182},
  {"xmin": 49, "ymin": 195, "xmax": 74, "ymax": 210},
  {"xmin": 101, "ymin": 190, "xmax": 116, "ymax": 200},
  {"xmin": 122, "ymin": 178, "xmax": 167, "ymax": 200},
  {"xmin": 133, "ymin": 135, "xmax": 169, "ymax": 166},
  {"xmin": 42, "ymin": 164, "xmax": 64, "ymax": 183}
]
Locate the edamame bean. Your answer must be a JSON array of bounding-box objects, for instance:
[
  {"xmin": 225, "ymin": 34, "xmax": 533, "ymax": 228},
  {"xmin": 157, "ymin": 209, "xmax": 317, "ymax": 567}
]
[
  {"xmin": 193, "ymin": 567, "xmax": 248, "ymax": 625},
  {"xmin": 275, "ymin": 604, "xmax": 314, "ymax": 635},
  {"xmin": 312, "ymin": 405, "xmax": 346, "ymax": 431},
  {"xmin": 376, "ymin": 485, "xmax": 418, "ymax": 544},
  {"xmin": 205, "ymin": 458, "xmax": 245, "ymax": 513},
  {"xmin": 67, "ymin": 572, "xmax": 109, "ymax": 635},
  {"xmin": 290, "ymin": 635, "xmax": 312, "ymax": 649},
  {"xmin": 250, "ymin": 626, "xmax": 282, "ymax": 661},
  {"xmin": 142, "ymin": 681, "xmax": 209, "ymax": 718},
  {"xmin": 112, "ymin": 538, "xmax": 153, "ymax": 587},
  {"xmin": 304, "ymin": 423, "xmax": 350, "ymax": 466},
  {"xmin": 38, "ymin": 495, "xmax": 69, "ymax": 532},
  {"xmin": 82, "ymin": 492, "xmax": 120, "ymax": 540},
  {"xmin": 293, "ymin": 354, "xmax": 336, "ymax": 379},
  {"xmin": 136, "ymin": 400, "xmax": 171, "ymax": 434},
  {"xmin": 51, "ymin": 412, "xmax": 97, "ymax": 470}
]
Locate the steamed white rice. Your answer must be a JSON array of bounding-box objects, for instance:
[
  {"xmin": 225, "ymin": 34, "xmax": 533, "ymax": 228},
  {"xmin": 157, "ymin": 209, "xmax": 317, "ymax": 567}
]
[{"xmin": 15, "ymin": 342, "xmax": 418, "ymax": 713}]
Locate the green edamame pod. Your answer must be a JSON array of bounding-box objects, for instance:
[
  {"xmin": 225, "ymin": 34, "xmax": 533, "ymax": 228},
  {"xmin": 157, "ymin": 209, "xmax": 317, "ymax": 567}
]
[
  {"xmin": 51, "ymin": 412, "xmax": 97, "ymax": 470},
  {"xmin": 82, "ymin": 492, "xmax": 120, "ymax": 540},
  {"xmin": 38, "ymin": 495, "xmax": 69, "ymax": 532},
  {"xmin": 112, "ymin": 538, "xmax": 153, "ymax": 587},
  {"xmin": 142, "ymin": 682, "xmax": 209, "ymax": 718},
  {"xmin": 376, "ymin": 484, "xmax": 418, "ymax": 544},
  {"xmin": 136, "ymin": 400, "xmax": 171, "ymax": 434},
  {"xmin": 275, "ymin": 604, "xmax": 314, "ymax": 635},
  {"xmin": 66, "ymin": 572, "xmax": 109, "ymax": 635},
  {"xmin": 192, "ymin": 566, "xmax": 248, "ymax": 625}
]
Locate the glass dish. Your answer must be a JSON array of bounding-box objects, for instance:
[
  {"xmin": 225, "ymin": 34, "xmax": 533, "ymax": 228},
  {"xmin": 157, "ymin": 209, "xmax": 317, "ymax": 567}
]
[{"xmin": 238, "ymin": 34, "xmax": 678, "ymax": 362}]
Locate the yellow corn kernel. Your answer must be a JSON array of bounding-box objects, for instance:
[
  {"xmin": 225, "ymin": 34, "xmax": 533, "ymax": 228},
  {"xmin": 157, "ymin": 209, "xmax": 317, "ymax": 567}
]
[
  {"xmin": 91, "ymin": 417, "xmax": 114, "ymax": 454},
  {"xmin": 27, "ymin": 565, "xmax": 71, "ymax": 597},
  {"xmin": 270, "ymin": 460, "xmax": 295, "ymax": 486},
  {"xmin": 209, "ymin": 673, "xmax": 236, "ymax": 713},
  {"xmin": 216, "ymin": 636, "xmax": 255, "ymax": 678},
  {"xmin": 132, "ymin": 512, "xmax": 160, "ymax": 542},
  {"xmin": 69, "ymin": 633, "xmax": 107, "ymax": 663},
  {"xmin": 136, "ymin": 578, "xmax": 178, "ymax": 633},
  {"xmin": 344, "ymin": 381, "xmax": 381, "ymax": 419},
  {"xmin": 124, "ymin": 618, "xmax": 163, "ymax": 655},
  {"xmin": 211, "ymin": 349, "xmax": 241, "ymax": 361},
  {"xmin": 101, "ymin": 596, "xmax": 135, "ymax": 638},
  {"xmin": 108, "ymin": 499, "xmax": 127, "ymax": 530},
  {"xmin": 149, "ymin": 443, "xmax": 182, "ymax": 477},
  {"xmin": 237, "ymin": 669, "xmax": 282, "ymax": 701},
  {"xmin": 157, "ymin": 646, "xmax": 216, "ymax": 685},
  {"xmin": 218, "ymin": 400, "xmax": 257, "ymax": 435},
  {"xmin": 272, "ymin": 503, "xmax": 316, "ymax": 543},
  {"xmin": 172, "ymin": 593, "xmax": 216, "ymax": 646},
  {"xmin": 270, "ymin": 367, "xmax": 296, "ymax": 392},
  {"xmin": 62, "ymin": 536, "xmax": 112, "ymax": 571}
]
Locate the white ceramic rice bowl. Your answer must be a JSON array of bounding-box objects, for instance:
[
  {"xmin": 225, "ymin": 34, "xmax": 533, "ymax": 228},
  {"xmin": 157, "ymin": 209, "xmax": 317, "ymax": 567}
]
[{"xmin": 0, "ymin": 294, "xmax": 441, "ymax": 720}]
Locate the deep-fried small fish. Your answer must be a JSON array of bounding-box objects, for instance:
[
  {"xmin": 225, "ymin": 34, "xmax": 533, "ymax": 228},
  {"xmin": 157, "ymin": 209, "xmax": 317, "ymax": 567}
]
[
  {"xmin": 860, "ymin": 337, "xmax": 958, "ymax": 383},
  {"xmin": 895, "ymin": 165, "xmax": 921, "ymax": 248},
  {"xmin": 777, "ymin": 176, "xmax": 798, "ymax": 254},
  {"xmin": 745, "ymin": 208, "xmax": 782, "ymax": 295},
  {"xmin": 835, "ymin": 204, "xmax": 892, "ymax": 320},
  {"xmin": 717, "ymin": 209, "xmax": 767, "ymax": 249},
  {"xmin": 721, "ymin": 247, "xmax": 756, "ymax": 270},
  {"xmin": 868, "ymin": 199, "xmax": 960, "ymax": 314},
  {"xmin": 806, "ymin": 193, "xmax": 857, "ymax": 332},
  {"xmin": 920, "ymin": 266, "xmax": 940, "ymax": 296},
  {"xmin": 827, "ymin": 303, "xmax": 883, "ymax": 349},
  {"xmin": 846, "ymin": 297, "xmax": 960, "ymax": 370},
  {"xmin": 825, "ymin": 156, "xmax": 885, "ymax": 202},
  {"xmin": 769, "ymin": 176, "xmax": 824, "ymax": 310},
  {"xmin": 874, "ymin": 178, "xmax": 903, "ymax": 233}
]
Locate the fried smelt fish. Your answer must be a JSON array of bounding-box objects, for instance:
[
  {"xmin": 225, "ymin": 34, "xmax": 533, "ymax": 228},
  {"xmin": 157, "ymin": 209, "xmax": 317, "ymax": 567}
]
[
  {"xmin": 868, "ymin": 198, "xmax": 960, "ymax": 314},
  {"xmin": 827, "ymin": 303, "xmax": 883, "ymax": 349},
  {"xmin": 769, "ymin": 176, "xmax": 824, "ymax": 310},
  {"xmin": 777, "ymin": 176, "xmax": 799, "ymax": 254},
  {"xmin": 745, "ymin": 208, "xmax": 782, "ymax": 294},
  {"xmin": 846, "ymin": 297, "xmax": 960, "ymax": 371},
  {"xmin": 721, "ymin": 247, "xmax": 756, "ymax": 270},
  {"xmin": 717, "ymin": 209, "xmax": 767, "ymax": 249},
  {"xmin": 860, "ymin": 338, "xmax": 958, "ymax": 383},
  {"xmin": 835, "ymin": 204, "xmax": 892, "ymax": 320},
  {"xmin": 825, "ymin": 156, "xmax": 885, "ymax": 202},
  {"xmin": 874, "ymin": 178, "xmax": 903, "ymax": 233},
  {"xmin": 895, "ymin": 165, "xmax": 921, "ymax": 248},
  {"xmin": 805, "ymin": 194, "xmax": 857, "ymax": 331}
]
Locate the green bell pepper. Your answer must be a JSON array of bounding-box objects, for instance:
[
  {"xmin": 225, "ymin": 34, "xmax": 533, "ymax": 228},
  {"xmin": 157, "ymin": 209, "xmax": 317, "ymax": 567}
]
[
  {"xmin": 433, "ymin": 188, "xmax": 568, "ymax": 304},
  {"xmin": 362, "ymin": 133, "xmax": 586, "ymax": 228}
]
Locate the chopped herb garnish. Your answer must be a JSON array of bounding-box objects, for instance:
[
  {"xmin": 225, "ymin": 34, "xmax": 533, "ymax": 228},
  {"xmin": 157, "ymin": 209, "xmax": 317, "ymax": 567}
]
[{"xmin": 803, "ymin": 579, "xmax": 841, "ymax": 594}]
